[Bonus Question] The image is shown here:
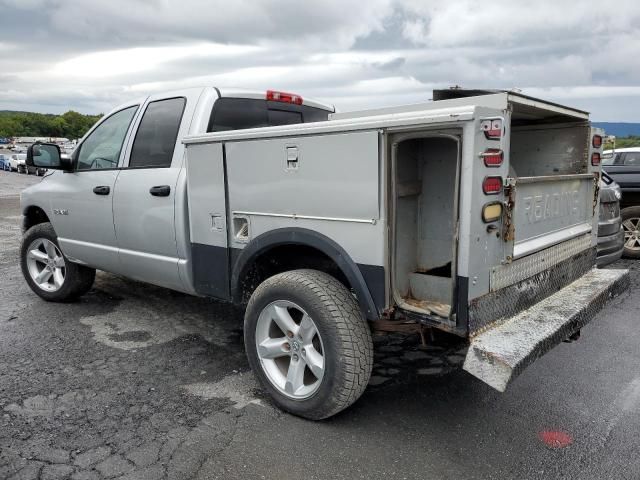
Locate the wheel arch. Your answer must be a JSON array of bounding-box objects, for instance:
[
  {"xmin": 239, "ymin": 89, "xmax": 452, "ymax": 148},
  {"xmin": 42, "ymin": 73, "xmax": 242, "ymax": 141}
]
[
  {"xmin": 231, "ymin": 228, "xmax": 381, "ymax": 320},
  {"xmin": 22, "ymin": 204, "xmax": 51, "ymax": 233}
]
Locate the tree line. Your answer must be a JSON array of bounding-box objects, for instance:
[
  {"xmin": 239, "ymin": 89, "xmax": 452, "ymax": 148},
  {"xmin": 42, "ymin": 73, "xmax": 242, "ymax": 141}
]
[
  {"xmin": 0, "ymin": 110, "xmax": 103, "ymax": 140},
  {"xmin": 607, "ymin": 136, "xmax": 640, "ymax": 149}
]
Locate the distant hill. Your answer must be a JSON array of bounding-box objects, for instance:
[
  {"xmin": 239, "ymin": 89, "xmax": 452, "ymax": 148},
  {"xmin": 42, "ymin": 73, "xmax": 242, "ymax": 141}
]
[{"xmin": 593, "ymin": 122, "xmax": 640, "ymax": 137}]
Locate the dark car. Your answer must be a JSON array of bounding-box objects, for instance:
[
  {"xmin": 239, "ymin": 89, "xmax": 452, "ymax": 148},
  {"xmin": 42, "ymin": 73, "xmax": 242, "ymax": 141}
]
[
  {"xmin": 26, "ymin": 164, "xmax": 47, "ymax": 176},
  {"xmin": 596, "ymin": 172, "xmax": 625, "ymax": 266},
  {"xmin": 603, "ymin": 148, "xmax": 640, "ymax": 258}
]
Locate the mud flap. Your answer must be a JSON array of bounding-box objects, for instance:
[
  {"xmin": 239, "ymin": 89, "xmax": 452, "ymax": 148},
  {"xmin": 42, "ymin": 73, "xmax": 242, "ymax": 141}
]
[{"xmin": 463, "ymin": 268, "xmax": 629, "ymax": 392}]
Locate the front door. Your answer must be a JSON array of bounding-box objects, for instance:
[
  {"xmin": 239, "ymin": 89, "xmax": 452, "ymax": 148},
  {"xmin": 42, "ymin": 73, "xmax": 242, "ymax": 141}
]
[
  {"xmin": 112, "ymin": 90, "xmax": 200, "ymax": 292},
  {"xmin": 52, "ymin": 104, "xmax": 139, "ymax": 271}
]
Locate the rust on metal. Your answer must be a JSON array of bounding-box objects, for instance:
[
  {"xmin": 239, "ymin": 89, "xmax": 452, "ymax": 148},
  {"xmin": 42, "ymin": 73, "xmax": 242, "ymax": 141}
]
[
  {"xmin": 371, "ymin": 318, "xmax": 425, "ymax": 334},
  {"xmin": 370, "ymin": 318, "xmax": 431, "ymax": 347},
  {"xmin": 592, "ymin": 171, "xmax": 600, "ymax": 215},
  {"xmin": 502, "ymin": 179, "xmax": 516, "ymax": 243},
  {"xmin": 403, "ymin": 297, "xmax": 451, "ymax": 317}
]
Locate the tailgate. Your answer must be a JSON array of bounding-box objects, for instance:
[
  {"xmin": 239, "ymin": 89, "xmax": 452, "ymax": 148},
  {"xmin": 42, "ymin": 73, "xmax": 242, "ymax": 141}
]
[{"xmin": 507, "ymin": 173, "xmax": 598, "ymax": 258}]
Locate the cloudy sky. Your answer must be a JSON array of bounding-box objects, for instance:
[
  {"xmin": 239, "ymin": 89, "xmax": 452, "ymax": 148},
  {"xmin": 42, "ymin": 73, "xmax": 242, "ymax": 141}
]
[{"xmin": 1, "ymin": 0, "xmax": 640, "ymax": 121}]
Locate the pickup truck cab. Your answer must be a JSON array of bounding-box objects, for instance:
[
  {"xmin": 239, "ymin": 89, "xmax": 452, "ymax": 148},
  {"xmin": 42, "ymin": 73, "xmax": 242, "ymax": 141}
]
[{"xmin": 21, "ymin": 87, "xmax": 628, "ymax": 419}]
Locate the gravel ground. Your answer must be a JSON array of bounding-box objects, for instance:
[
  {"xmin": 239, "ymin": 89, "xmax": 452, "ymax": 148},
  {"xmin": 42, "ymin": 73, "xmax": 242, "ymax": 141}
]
[{"xmin": 1, "ymin": 177, "xmax": 639, "ymax": 480}]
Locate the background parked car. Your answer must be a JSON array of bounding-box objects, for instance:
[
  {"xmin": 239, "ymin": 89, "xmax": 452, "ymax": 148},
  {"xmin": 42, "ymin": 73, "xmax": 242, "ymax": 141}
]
[
  {"xmin": 597, "ymin": 172, "xmax": 624, "ymax": 266},
  {"xmin": 0, "ymin": 154, "xmax": 11, "ymax": 171},
  {"xmin": 26, "ymin": 164, "xmax": 47, "ymax": 176},
  {"xmin": 603, "ymin": 148, "xmax": 640, "ymax": 258},
  {"xmin": 8, "ymin": 153, "xmax": 27, "ymax": 173}
]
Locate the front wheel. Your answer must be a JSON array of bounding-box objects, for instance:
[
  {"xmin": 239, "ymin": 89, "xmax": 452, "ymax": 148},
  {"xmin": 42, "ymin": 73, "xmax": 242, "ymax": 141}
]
[
  {"xmin": 20, "ymin": 222, "xmax": 96, "ymax": 301},
  {"xmin": 244, "ymin": 269, "xmax": 373, "ymax": 420}
]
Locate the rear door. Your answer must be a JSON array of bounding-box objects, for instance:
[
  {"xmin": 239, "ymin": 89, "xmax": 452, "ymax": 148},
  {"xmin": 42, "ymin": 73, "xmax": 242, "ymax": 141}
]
[
  {"xmin": 112, "ymin": 89, "xmax": 202, "ymax": 291},
  {"xmin": 508, "ymin": 174, "xmax": 597, "ymax": 258},
  {"xmin": 505, "ymin": 125, "xmax": 602, "ymax": 259}
]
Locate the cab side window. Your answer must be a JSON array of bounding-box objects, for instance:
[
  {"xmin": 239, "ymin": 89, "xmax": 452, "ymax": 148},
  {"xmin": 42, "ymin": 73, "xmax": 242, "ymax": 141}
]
[
  {"xmin": 76, "ymin": 106, "xmax": 138, "ymax": 171},
  {"xmin": 129, "ymin": 97, "xmax": 186, "ymax": 168},
  {"xmin": 622, "ymin": 152, "xmax": 640, "ymax": 166}
]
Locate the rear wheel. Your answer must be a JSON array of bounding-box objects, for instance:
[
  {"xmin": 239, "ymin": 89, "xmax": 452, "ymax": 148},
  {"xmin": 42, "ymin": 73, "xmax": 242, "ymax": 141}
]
[
  {"xmin": 20, "ymin": 222, "xmax": 96, "ymax": 301},
  {"xmin": 244, "ymin": 269, "xmax": 373, "ymax": 420},
  {"xmin": 621, "ymin": 206, "xmax": 640, "ymax": 258}
]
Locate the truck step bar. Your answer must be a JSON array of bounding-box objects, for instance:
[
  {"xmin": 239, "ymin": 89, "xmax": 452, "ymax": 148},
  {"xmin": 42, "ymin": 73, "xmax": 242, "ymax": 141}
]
[{"xmin": 463, "ymin": 268, "xmax": 629, "ymax": 392}]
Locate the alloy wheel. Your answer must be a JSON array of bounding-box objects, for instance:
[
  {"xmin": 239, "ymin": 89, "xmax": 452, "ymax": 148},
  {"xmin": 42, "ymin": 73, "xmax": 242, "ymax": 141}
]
[
  {"xmin": 623, "ymin": 217, "xmax": 640, "ymax": 252},
  {"xmin": 25, "ymin": 238, "xmax": 66, "ymax": 292},
  {"xmin": 255, "ymin": 300, "xmax": 325, "ymax": 400}
]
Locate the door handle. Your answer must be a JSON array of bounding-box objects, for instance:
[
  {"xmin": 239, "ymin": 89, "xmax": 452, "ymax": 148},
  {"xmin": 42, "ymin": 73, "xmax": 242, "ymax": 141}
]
[
  {"xmin": 93, "ymin": 185, "xmax": 110, "ymax": 195},
  {"xmin": 149, "ymin": 185, "xmax": 171, "ymax": 197}
]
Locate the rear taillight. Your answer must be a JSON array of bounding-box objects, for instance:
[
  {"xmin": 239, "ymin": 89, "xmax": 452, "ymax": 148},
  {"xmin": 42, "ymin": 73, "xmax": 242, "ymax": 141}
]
[
  {"xmin": 266, "ymin": 90, "xmax": 303, "ymax": 105},
  {"xmin": 481, "ymin": 148, "xmax": 503, "ymax": 167},
  {"xmin": 591, "ymin": 152, "xmax": 601, "ymax": 166},
  {"xmin": 592, "ymin": 135, "xmax": 603, "ymax": 148},
  {"xmin": 481, "ymin": 119, "xmax": 503, "ymax": 139},
  {"xmin": 482, "ymin": 202, "xmax": 503, "ymax": 223},
  {"xmin": 483, "ymin": 176, "xmax": 503, "ymax": 195}
]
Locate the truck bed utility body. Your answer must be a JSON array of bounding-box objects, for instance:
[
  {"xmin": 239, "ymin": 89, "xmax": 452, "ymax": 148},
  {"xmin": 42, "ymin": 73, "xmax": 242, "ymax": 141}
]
[{"xmin": 21, "ymin": 87, "xmax": 628, "ymax": 417}]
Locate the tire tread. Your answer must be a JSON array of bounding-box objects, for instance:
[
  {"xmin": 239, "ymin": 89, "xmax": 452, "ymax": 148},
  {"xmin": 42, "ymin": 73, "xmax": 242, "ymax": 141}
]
[{"xmin": 245, "ymin": 269, "xmax": 373, "ymax": 419}]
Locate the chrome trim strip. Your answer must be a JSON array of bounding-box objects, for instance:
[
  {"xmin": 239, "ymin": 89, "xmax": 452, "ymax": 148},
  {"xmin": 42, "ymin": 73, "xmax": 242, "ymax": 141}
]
[
  {"xmin": 513, "ymin": 173, "xmax": 594, "ymax": 184},
  {"xmin": 232, "ymin": 211, "xmax": 376, "ymax": 225},
  {"xmin": 513, "ymin": 223, "xmax": 592, "ymax": 259}
]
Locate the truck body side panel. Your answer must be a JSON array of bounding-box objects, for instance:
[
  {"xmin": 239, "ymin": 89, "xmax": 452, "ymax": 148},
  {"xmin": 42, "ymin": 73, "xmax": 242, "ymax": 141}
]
[
  {"xmin": 224, "ymin": 130, "xmax": 385, "ymax": 267},
  {"xmin": 185, "ymin": 142, "xmax": 230, "ymax": 299}
]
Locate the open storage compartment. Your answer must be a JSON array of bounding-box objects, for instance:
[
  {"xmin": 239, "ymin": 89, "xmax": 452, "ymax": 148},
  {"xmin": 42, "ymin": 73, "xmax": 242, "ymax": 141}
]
[{"xmin": 391, "ymin": 134, "xmax": 460, "ymax": 319}]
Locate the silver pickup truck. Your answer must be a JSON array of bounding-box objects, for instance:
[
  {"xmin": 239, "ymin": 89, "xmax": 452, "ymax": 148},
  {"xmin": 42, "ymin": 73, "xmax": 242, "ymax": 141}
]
[{"xmin": 21, "ymin": 87, "xmax": 628, "ymax": 420}]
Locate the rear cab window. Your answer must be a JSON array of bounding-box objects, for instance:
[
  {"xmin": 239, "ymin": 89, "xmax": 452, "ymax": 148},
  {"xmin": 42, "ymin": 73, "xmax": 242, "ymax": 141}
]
[{"xmin": 207, "ymin": 98, "xmax": 330, "ymax": 133}]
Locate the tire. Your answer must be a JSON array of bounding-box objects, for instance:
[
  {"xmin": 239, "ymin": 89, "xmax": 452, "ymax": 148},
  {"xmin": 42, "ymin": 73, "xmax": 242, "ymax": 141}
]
[
  {"xmin": 621, "ymin": 206, "xmax": 640, "ymax": 259},
  {"xmin": 244, "ymin": 269, "xmax": 373, "ymax": 420},
  {"xmin": 20, "ymin": 222, "xmax": 96, "ymax": 302}
]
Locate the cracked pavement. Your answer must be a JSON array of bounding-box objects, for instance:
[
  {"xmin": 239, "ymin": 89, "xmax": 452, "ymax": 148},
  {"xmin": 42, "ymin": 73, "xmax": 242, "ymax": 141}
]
[{"xmin": 2, "ymin": 170, "xmax": 640, "ymax": 479}]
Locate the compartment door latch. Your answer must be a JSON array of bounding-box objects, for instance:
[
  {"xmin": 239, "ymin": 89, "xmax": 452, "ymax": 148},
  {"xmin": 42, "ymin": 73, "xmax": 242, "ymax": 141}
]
[{"xmin": 285, "ymin": 146, "xmax": 299, "ymax": 171}]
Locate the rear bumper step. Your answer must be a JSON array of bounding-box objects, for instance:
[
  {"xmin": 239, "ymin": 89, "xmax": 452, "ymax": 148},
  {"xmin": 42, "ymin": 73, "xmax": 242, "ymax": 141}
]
[{"xmin": 463, "ymin": 268, "xmax": 629, "ymax": 392}]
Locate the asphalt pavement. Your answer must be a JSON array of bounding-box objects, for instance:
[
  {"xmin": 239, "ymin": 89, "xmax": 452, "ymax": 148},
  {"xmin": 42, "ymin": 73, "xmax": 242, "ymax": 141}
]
[{"xmin": 1, "ymin": 169, "xmax": 639, "ymax": 480}]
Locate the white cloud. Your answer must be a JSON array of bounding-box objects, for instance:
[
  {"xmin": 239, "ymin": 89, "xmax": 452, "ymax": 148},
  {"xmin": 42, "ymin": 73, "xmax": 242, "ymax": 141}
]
[
  {"xmin": 50, "ymin": 43, "xmax": 263, "ymax": 78},
  {"xmin": 0, "ymin": 0, "xmax": 639, "ymax": 121}
]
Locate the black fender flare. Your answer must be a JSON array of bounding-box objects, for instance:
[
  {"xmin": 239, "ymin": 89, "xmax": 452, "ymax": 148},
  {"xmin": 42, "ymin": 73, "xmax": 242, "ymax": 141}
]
[{"xmin": 230, "ymin": 227, "xmax": 380, "ymax": 320}]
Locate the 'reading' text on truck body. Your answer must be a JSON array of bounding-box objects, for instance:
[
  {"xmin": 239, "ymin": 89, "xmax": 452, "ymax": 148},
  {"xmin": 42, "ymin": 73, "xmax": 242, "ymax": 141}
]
[{"xmin": 21, "ymin": 87, "xmax": 628, "ymax": 419}]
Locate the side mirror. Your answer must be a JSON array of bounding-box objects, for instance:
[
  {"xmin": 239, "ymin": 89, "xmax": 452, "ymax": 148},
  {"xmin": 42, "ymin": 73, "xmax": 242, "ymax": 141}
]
[{"xmin": 26, "ymin": 143, "xmax": 73, "ymax": 171}]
